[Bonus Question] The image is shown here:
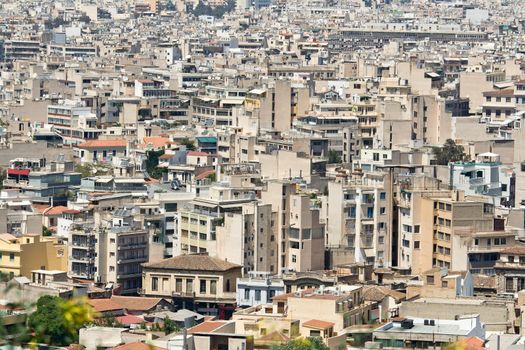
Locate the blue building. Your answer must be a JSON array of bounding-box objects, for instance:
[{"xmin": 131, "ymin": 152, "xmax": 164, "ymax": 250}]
[{"xmin": 236, "ymin": 272, "xmax": 285, "ymax": 308}]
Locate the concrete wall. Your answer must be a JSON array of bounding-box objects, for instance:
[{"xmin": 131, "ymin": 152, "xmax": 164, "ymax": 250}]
[
  {"xmin": 400, "ymin": 299, "xmax": 512, "ymax": 332},
  {"xmin": 0, "ymin": 141, "xmax": 74, "ymax": 167}
]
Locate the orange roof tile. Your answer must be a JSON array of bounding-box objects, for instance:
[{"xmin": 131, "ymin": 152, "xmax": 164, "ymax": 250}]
[
  {"xmin": 142, "ymin": 136, "xmax": 172, "ymax": 149},
  {"xmin": 43, "ymin": 206, "xmax": 70, "ymax": 216},
  {"xmin": 111, "ymin": 296, "xmax": 164, "ymax": 312},
  {"xmin": 112, "ymin": 342, "xmax": 166, "ymax": 350},
  {"xmin": 77, "ymin": 139, "xmax": 127, "ymax": 148},
  {"xmin": 187, "ymin": 151, "xmax": 209, "ymax": 157},
  {"xmin": 303, "ymin": 319, "xmax": 335, "ymax": 330},
  {"xmin": 187, "ymin": 321, "xmax": 227, "ymax": 334},
  {"xmin": 87, "ymin": 298, "xmax": 125, "ymax": 312}
]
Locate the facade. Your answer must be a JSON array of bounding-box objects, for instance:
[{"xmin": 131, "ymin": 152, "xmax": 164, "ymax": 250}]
[
  {"xmin": 373, "ymin": 315, "xmax": 485, "ymax": 348},
  {"xmin": 0, "ymin": 234, "xmax": 67, "ymax": 278},
  {"xmin": 141, "ymin": 254, "xmax": 242, "ymax": 319},
  {"xmin": 236, "ymin": 271, "xmax": 285, "ymax": 307}
]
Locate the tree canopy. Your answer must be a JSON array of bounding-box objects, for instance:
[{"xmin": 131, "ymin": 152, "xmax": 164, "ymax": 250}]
[
  {"xmin": 28, "ymin": 296, "xmax": 95, "ymax": 346},
  {"xmin": 432, "ymin": 139, "xmax": 467, "ymax": 165},
  {"xmin": 181, "ymin": 137, "xmax": 196, "ymax": 151},
  {"xmin": 270, "ymin": 337, "xmax": 331, "ymax": 350}
]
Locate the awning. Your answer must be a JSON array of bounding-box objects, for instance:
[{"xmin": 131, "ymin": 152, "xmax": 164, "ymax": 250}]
[
  {"xmin": 364, "ymin": 248, "xmax": 375, "ymax": 257},
  {"xmin": 8, "ymin": 169, "xmax": 30, "ymax": 176}
]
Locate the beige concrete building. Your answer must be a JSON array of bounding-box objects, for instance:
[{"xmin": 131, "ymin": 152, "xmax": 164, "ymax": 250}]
[
  {"xmin": 141, "ymin": 254, "xmax": 242, "ymax": 319},
  {"xmin": 324, "ymin": 172, "xmax": 393, "ymax": 268},
  {"xmin": 407, "ymin": 191, "xmax": 494, "ymax": 275},
  {"xmin": 0, "ymin": 233, "xmax": 67, "ymax": 278}
]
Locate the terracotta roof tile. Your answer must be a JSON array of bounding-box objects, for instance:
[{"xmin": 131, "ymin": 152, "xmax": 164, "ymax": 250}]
[
  {"xmin": 87, "ymin": 298, "xmax": 125, "ymax": 312},
  {"xmin": 303, "ymin": 319, "xmax": 335, "ymax": 329},
  {"xmin": 111, "ymin": 296, "xmax": 164, "ymax": 312},
  {"xmin": 499, "ymin": 246, "xmax": 525, "ymax": 255},
  {"xmin": 187, "ymin": 321, "xmax": 227, "ymax": 334},
  {"xmin": 142, "ymin": 254, "xmax": 241, "ymax": 272},
  {"xmin": 77, "ymin": 139, "xmax": 127, "ymax": 148},
  {"xmin": 112, "ymin": 342, "xmax": 166, "ymax": 350},
  {"xmin": 43, "ymin": 206, "xmax": 70, "ymax": 216}
]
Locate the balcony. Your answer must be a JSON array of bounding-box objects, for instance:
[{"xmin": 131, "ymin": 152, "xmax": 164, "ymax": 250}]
[
  {"xmin": 117, "ymin": 272, "xmax": 142, "ymax": 279},
  {"xmin": 69, "ymin": 271, "xmax": 94, "ymax": 279},
  {"xmin": 117, "ymin": 256, "xmax": 148, "ymax": 264},
  {"xmin": 2, "ymin": 179, "xmax": 28, "ymax": 188},
  {"xmin": 117, "ymin": 242, "xmax": 147, "ymax": 250},
  {"xmin": 70, "ymin": 255, "xmax": 95, "ymax": 263},
  {"xmin": 172, "ymin": 291, "xmax": 196, "ymax": 298}
]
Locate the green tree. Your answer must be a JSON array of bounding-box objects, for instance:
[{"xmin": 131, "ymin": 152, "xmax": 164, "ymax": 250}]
[
  {"xmin": 181, "ymin": 137, "xmax": 196, "ymax": 151},
  {"xmin": 270, "ymin": 337, "xmax": 330, "ymax": 350},
  {"xmin": 75, "ymin": 163, "xmax": 95, "ymax": 178},
  {"xmin": 146, "ymin": 150, "xmax": 167, "ymax": 179},
  {"xmin": 328, "ymin": 150, "xmax": 342, "ymax": 163},
  {"xmin": 42, "ymin": 226, "xmax": 52, "ymax": 237},
  {"xmin": 162, "ymin": 316, "xmax": 179, "ymax": 335},
  {"xmin": 28, "ymin": 295, "xmax": 95, "ymax": 346},
  {"xmin": 432, "ymin": 139, "xmax": 467, "ymax": 165}
]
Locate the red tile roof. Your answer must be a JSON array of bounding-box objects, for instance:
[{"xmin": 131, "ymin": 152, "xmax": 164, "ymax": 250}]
[
  {"xmin": 195, "ymin": 169, "xmax": 216, "ymax": 181},
  {"xmin": 187, "ymin": 321, "xmax": 227, "ymax": 334},
  {"xmin": 87, "ymin": 298, "xmax": 125, "ymax": 313},
  {"xmin": 43, "ymin": 206, "xmax": 70, "ymax": 216},
  {"xmin": 483, "ymin": 88, "xmax": 514, "ymax": 96},
  {"xmin": 303, "ymin": 319, "xmax": 335, "ymax": 330},
  {"xmin": 112, "ymin": 342, "xmax": 166, "ymax": 350},
  {"xmin": 115, "ymin": 315, "xmax": 144, "ymax": 325},
  {"xmin": 142, "ymin": 254, "xmax": 241, "ymax": 272},
  {"xmin": 111, "ymin": 296, "xmax": 164, "ymax": 312},
  {"xmin": 77, "ymin": 140, "xmax": 127, "ymax": 148},
  {"xmin": 187, "ymin": 151, "xmax": 209, "ymax": 157}
]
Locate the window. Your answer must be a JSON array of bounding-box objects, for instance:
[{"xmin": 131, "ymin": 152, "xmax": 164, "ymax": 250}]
[
  {"xmin": 186, "ymin": 279, "xmax": 193, "ymax": 293},
  {"xmin": 309, "ymin": 330, "xmax": 321, "ymax": 337},
  {"xmin": 210, "ymin": 280, "xmax": 217, "ymax": 295},
  {"xmin": 442, "ymin": 281, "xmax": 448, "ymax": 288},
  {"xmin": 380, "ymin": 192, "xmax": 386, "ymax": 200},
  {"xmin": 509, "ymin": 255, "xmax": 515, "ymax": 263},
  {"xmin": 200, "ymin": 280, "xmax": 207, "ymax": 294},
  {"xmin": 414, "ymin": 225, "xmax": 420, "ymax": 233},
  {"xmin": 244, "ymin": 289, "xmax": 250, "ymax": 300},
  {"xmin": 426, "ymin": 276, "xmax": 434, "ymax": 285},
  {"xmin": 255, "ymin": 290, "xmax": 261, "ymax": 301},
  {"xmin": 414, "ymin": 241, "xmax": 420, "ymax": 249},
  {"xmin": 176, "ymin": 279, "xmax": 182, "ymax": 293},
  {"xmin": 9, "ymin": 253, "xmax": 14, "ymax": 261},
  {"xmin": 152, "ymin": 277, "xmax": 158, "ymax": 291},
  {"xmin": 380, "ymin": 207, "xmax": 386, "ymax": 215},
  {"xmin": 292, "ymin": 254, "xmax": 297, "ymax": 263}
]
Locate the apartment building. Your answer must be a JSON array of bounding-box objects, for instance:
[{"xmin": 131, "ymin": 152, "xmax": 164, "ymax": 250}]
[
  {"xmin": 325, "ymin": 172, "xmax": 393, "ymax": 268},
  {"xmin": 495, "ymin": 246, "xmax": 525, "ymax": 293},
  {"xmin": 76, "ymin": 139, "xmax": 128, "ymax": 164},
  {"xmin": 216, "ymin": 201, "xmax": 277, "ymax": 272},
  {"xmin": 236, "ymin": 271, "xmax": 285, "ymax": 307},
  {"xmin": 175, "ymin": 185, "xmax": 256, "ymax": 256},
  {"xmin": 0, "ymin": 233, "xmax": 67, "ymax": 278},
  {"xmin": 233, "ymin": 285, "xmax": 373, "ymax": 338},
  {"xmin": 408, "ymin": 192, "xmax": 495, "ymax": 275},
  {"xmin": 47, "ymin": 102, "xmax": 102, "ymax": 145},
  {"xmin": 94, "ymin": 209, "xmax": 150, "ymax": 295},
  {"xmin": 68, "ymin": 208, "xmax": 154, "ymax": 293},
  {"xmin": 141, "ymin": 253, "xmax": 242, "ymax": 319},
  {"xmin": 449, "ymin": 154, "xmax": 514, "ymax": 208}
]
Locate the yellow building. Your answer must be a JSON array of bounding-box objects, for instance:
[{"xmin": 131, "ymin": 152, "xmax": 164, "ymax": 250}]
[{"xmin": 0, "ymin": 233, "xmax": 67, "ymax": 278}]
